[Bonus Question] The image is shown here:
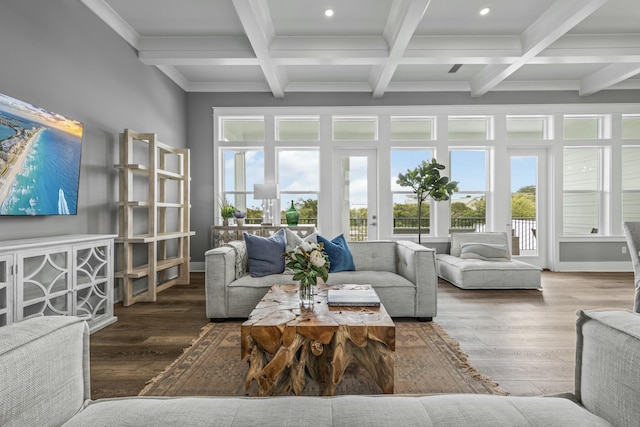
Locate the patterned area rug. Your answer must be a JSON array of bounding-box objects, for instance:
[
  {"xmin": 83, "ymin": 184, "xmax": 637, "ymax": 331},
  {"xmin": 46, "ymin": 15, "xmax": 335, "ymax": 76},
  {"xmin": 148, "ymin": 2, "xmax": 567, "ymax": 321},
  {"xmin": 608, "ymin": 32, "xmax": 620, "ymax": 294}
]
[{"xmin": 139, "ymin": 320, "xmax": 508, "ymax": 397}]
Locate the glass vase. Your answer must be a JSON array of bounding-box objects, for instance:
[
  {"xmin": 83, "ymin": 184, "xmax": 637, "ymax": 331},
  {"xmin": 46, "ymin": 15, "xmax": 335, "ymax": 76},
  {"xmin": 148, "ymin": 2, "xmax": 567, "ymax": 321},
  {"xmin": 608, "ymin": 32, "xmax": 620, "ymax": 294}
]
[
  {"xmin": 299, "ymin": 278, "xmax": 314, "ymax": 310},
  {"xmin": 285, "ymin": 200, "xmax": 300, "ymax": 226}
]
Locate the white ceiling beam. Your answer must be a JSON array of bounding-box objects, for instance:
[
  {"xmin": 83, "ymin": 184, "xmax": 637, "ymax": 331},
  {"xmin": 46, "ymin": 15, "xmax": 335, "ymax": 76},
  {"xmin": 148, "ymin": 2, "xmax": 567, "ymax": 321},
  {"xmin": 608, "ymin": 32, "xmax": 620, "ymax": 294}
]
[
  {"xmin": 139, "ymin": 51, "xmax": 259, "ymax": 67},
  {"xmin": 136, "ymin": 32, "xmax": 640, "ymax": 66},
  {"xmin": 579, "ymin": 63, "xmax": 640, "ymax": 95},
  {"xmin": 469, "ymin": 0, "xmax": 609, "ymax": 97},
  {"xmin": 80, "ymin": 0, "xmax": 140, "ymax": 48},
  {"xmin": 370, "ymin": 0, "xmax": 432, "ymax": 98},
  {"xmin": 232, "ymin": 0, "xmax": 286, "ymax": 98},
  {"xmin": 155, "ymin": 65, "xmax": 190, "ymax": 91}
]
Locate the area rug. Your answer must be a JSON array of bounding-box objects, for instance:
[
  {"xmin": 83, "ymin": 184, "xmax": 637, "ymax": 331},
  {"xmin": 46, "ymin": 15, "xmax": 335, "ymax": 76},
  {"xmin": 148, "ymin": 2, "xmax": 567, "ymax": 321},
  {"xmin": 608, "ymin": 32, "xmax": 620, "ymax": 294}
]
[{"xmin": 139, "ymin": 320, "xmax": 508, "ymax": 397}]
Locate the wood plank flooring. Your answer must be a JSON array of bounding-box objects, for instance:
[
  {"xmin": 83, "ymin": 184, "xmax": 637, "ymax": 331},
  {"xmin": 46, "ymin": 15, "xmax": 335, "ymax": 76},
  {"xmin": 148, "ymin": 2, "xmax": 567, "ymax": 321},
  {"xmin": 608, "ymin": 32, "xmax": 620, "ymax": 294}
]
[{"xmin": 89, "ymin": 271, "xmax": 635, "ymax": 399}]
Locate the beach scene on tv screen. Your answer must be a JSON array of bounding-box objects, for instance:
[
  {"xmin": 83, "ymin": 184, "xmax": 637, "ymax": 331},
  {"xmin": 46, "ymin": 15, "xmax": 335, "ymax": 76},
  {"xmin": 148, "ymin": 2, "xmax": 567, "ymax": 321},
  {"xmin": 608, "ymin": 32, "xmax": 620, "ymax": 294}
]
[{"xmin": 0, "ymin": 93, "xmax": 83, "ymax": 215}]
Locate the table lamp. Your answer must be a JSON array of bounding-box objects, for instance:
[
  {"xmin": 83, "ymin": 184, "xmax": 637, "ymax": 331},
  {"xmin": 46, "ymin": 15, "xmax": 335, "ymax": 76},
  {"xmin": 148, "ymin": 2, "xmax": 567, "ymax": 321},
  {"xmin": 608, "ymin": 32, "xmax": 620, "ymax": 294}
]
[{"xmin": 253, "ymin": 183, "xmax": 279, "ymax": 225}]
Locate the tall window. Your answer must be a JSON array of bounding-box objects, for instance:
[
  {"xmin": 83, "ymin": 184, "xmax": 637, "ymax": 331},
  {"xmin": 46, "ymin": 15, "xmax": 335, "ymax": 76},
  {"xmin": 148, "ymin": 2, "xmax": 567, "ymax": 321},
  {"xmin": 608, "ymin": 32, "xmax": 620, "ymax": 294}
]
[
  {"xmin": 562, "ymin": 147, "xmax": 601, "ymax": 234},
  {"xmin": 221, "ymin": 149, "xmax": 264, "ymax": 223},
  {"xmin": 450, "ymin": 150, "xmax": 487, "ymax": 231},
  {"xmin": 278, "ymin": 150, "xmax": 320, "ymax": 225},
  {"xmin": 622, "ymin": 146, "xmax": 640, "ymax": 222},
  {"xmin": 391, "ymin": 149, "xmax": 433, "ymax": 235}
]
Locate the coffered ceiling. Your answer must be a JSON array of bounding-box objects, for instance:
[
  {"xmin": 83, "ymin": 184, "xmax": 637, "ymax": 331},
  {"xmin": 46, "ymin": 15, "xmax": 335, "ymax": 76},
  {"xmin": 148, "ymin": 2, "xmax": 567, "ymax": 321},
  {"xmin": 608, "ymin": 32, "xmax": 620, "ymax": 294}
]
[{"xmin": 81, "ymin": 0, "xmax": 640, "ymax": 98}]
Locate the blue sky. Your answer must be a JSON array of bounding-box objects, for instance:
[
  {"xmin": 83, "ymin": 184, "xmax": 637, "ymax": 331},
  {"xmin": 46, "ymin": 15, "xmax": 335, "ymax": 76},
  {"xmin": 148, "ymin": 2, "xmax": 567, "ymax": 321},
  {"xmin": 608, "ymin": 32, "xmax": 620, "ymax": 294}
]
[{"xmin": 224, "ymin": 149, "xmax": 536, "ymax": 211}]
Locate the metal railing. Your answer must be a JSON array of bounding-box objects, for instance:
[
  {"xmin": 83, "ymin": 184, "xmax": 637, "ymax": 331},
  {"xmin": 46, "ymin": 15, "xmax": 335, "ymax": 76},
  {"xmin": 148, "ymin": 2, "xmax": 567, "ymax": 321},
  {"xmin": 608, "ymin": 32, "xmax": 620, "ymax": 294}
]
[{"xmin": 246, "ymin": 215, "xmax": 537, "ymax": 252}]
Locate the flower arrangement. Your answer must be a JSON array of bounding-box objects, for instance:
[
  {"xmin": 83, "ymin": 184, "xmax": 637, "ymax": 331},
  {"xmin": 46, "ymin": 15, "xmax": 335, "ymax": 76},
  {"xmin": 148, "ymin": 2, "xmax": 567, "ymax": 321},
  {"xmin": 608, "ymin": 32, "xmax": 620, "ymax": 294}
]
[
  {"xmin": 284, "ymin": 241, "xmax": 330, "ymax": 308},
  {"xmin": 233, "ymin": 211, "xmax": 246, "ymax": 219}
]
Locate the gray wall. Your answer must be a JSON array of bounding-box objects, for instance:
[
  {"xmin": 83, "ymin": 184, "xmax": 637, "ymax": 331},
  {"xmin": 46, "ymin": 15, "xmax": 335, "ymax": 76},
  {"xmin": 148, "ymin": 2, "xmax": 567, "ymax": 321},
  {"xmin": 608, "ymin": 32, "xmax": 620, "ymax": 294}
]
[
  {"xmin": 187, "ymin": 90, "xmax": 640, "ymax": 264},
  {"xmin": 0, "ymin": 0, "xmax": 186, "ymax": 242}
]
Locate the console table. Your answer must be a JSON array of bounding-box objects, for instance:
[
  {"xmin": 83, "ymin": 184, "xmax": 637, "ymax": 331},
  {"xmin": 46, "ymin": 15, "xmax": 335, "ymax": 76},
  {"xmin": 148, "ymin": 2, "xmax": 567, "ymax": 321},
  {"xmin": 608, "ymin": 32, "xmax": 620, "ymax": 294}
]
[
  {"xmin": 210, "ymin": 224, "xmax": 316, "ymax": 248},
  {"xmin": 0, "ymin": 234, "xmax": 117, "ymax": 333}
]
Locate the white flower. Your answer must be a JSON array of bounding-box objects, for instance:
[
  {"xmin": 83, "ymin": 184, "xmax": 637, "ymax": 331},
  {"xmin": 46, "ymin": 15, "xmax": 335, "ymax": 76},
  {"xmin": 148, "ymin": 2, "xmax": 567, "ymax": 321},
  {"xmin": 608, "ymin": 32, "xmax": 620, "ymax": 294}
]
[
  {"xmin": 309, "ymin": 249, "xmax": 326, "ymax": 267},
  {"xmin": 300, "ymin": 241, "xmax": 314, "ymax": 252}
]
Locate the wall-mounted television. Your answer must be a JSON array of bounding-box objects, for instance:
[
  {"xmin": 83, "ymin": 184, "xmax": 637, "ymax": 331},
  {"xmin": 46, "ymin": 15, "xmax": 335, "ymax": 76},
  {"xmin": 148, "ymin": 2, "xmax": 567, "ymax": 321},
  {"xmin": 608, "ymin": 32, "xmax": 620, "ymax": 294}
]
[{"xmin": 0, "ymin": 92, "xmax": 83, "ymax": 215}]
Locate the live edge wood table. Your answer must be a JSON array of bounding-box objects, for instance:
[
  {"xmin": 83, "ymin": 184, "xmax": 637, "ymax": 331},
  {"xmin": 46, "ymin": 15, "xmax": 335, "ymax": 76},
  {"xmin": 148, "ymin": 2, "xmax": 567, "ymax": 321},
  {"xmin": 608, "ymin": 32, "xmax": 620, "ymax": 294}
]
[{"xmin": 241, "ymin": 283, "xmax": 395, "ymax": 396}]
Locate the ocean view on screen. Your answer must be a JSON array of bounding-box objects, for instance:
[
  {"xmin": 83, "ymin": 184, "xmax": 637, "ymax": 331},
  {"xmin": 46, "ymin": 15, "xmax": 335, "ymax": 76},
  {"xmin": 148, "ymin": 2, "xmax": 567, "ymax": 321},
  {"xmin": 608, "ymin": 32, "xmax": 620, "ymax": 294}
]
[{"xmin": 0, "ymin": 93, "xmax": 82, "ymax": 215}]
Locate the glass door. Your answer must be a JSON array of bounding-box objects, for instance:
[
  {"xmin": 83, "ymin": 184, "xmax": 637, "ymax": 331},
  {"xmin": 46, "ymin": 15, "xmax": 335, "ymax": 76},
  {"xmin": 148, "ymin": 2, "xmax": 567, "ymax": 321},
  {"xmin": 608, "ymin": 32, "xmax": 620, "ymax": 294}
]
[
  {"xmin": 332, "ymin": 150, "xmax": 378, "ymax": 241},
  {"xmin": 508, "ymin": 148, "xmax": 547, "ymax": 268}
]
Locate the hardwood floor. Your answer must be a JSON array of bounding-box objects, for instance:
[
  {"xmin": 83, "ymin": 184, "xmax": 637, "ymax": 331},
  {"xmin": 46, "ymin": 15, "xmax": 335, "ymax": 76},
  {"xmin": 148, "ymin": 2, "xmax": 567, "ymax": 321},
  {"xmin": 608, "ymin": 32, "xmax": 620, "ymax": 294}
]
[
  {"xmin": 89, "ymin": 273, "xmax": 209, "ymax": 399},
  {"xmin": 89, "ymin": 270, "xmax": 635, "ymax": 399},
  {"xmin": 436, "ymin": 271, "xmax": 634, "ymax": 396}
]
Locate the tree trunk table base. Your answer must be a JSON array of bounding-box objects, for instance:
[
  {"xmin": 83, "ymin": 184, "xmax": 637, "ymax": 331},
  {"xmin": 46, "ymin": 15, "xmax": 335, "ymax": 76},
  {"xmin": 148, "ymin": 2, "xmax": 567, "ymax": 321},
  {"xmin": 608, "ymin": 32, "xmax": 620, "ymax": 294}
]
[{"xmin": 241, "ymin": 284, "xmax": 395, "ymax": 396}]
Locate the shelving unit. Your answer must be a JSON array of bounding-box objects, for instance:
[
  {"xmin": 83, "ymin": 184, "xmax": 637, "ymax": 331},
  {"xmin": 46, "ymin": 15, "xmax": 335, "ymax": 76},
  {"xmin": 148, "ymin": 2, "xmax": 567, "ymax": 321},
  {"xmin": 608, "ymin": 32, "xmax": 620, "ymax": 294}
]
[
  {"xmin": 116, "ymin": 129, "xmax": 194, "ymax": 306},
  {"xmin": 0, "ymin": 234, "xmax": 117, "ymax": 333}
]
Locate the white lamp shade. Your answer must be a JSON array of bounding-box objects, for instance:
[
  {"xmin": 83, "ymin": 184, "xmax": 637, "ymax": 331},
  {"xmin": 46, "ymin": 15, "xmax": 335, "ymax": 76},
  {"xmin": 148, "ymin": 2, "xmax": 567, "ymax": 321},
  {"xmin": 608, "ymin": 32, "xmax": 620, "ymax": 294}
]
[{"xmin": 253, "ymin": 183, "xmax": 279, "ymax": 199}]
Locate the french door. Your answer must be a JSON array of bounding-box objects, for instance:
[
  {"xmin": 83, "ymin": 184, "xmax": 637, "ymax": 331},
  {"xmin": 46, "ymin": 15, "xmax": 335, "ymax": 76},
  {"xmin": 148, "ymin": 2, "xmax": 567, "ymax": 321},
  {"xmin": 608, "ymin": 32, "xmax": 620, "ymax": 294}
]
[
  {"xmin": 508, "ymin": 148, "xmax": 547, "ymax": 268},
  {"xmin": 332, "ymin": 150, "xmax": 378, "ymax": 241}
]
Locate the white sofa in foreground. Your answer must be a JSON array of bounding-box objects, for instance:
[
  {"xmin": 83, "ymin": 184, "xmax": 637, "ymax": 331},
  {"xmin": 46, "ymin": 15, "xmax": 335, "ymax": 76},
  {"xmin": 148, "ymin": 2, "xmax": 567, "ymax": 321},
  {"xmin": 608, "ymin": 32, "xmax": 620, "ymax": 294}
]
[
  {"xmin": 3, "ymin": 311, "xmax": 640, "ymax": 426},
  {"xmin": 437, "ymin": 232, "xmax": 542, "ymax": 290}
]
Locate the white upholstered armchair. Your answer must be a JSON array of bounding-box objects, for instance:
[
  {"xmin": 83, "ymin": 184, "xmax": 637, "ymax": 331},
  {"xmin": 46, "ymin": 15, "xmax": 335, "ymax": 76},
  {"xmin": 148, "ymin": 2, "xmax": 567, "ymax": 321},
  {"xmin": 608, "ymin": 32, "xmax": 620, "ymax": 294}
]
[{"xmin": 623, "ymin": 221, "xmax": 640, "ymax": 313}]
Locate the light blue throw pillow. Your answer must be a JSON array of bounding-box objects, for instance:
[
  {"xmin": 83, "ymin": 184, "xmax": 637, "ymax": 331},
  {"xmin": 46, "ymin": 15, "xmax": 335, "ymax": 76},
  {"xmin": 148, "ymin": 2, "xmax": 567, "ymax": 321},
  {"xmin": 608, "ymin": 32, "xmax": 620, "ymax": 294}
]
[
  {"xmin": 244, "ymin": 229, "xmax": 286, "ymax": 277},
  {"xmin": 317, "ymin": 234, "xmax": 355, "ymax": 272}
]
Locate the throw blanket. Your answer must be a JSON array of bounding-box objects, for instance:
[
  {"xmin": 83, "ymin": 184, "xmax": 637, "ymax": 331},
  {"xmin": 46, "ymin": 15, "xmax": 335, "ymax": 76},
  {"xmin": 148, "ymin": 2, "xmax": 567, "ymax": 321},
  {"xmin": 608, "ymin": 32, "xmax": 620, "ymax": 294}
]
[{"xmin": 224, "ymin": 241, "xmax": 248, "ymax": 280}]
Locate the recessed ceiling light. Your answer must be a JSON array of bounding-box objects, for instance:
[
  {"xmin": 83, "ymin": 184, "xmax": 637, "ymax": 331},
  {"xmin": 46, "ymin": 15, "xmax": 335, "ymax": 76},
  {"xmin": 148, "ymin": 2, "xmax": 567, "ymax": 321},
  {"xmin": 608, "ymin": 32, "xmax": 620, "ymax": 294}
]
[
  {"xmin": 324, "ymin": 8, "xmax": 334, "ymax": 17},
  {"xmin": 479, "ymin": 7, "xmax": 490, "ymax": 16}
]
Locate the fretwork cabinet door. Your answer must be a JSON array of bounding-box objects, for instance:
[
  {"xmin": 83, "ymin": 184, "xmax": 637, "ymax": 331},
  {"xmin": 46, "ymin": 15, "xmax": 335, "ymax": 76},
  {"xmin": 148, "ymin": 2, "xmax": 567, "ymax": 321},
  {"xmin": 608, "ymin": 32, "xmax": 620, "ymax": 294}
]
[
  {"xmin": 73, "ymin": 240, "xmax": 114, "ymax": 332},
  {"xmin": 15, "ymin": 246, "xmax": 72, "ymax": 321},
  {"xmin": 0, "ymin": 255, "xmax": 13, "ymax": 327}
]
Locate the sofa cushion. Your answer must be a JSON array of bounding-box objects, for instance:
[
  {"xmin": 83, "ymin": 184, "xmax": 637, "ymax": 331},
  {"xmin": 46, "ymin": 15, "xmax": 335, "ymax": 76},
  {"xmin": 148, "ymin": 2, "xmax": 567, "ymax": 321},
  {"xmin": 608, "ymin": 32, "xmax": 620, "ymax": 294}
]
[
  {"xmin": 318, "ymin": 234, "xmax": 355, "ymax": 273},
  {"xmin": 348, "ymin": 241, "xmax": 398, "ymax": 273},
  {"xmin": 437, "ymin": 254, "xmax": 542, "ymax": 289},
  {"xmin": 450, "ymin": 232, "xmax": 509, "ymax": 257},
  {"xmin": 460, "ymin": 242, "xmax": 511, "ymax": 261},
  {"xmin": 244, "ymin": 229, "xmax": 286, "ymax": 277}
]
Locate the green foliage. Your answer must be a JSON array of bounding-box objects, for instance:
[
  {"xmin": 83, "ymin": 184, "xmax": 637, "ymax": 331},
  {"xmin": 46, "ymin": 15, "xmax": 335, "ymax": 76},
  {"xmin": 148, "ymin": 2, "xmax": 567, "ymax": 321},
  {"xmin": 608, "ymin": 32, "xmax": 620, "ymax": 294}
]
[
  {"xmin": 218, "ymin": 197, "xmax": 236, "ymax": 219},
  {"xmin": 284, "ymin": 242, "xmax": 330, "ymax": 285},
  {"xmin": 451, "ymin": 197, "xmax": 486, "ymax": 218},
  {"xmin": 511, "ymin": 193, "xmax": 536, "ymax": 218},
  {"xmin": 396, "ymin": 158, "xmax": 458, "ymax": 242},
  {"xmin": 517, "ymin": 185, "xmax": 536, "ymax": 195},
  {"xmin": 396, "ymin": 158, "xmax": 459, "ymax": 203}
]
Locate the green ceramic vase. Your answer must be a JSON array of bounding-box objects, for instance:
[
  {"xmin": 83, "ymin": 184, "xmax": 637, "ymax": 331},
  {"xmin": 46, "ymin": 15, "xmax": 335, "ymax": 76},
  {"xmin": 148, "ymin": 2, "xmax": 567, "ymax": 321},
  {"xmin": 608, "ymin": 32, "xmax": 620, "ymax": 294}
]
[{"xmin": 285, "ymin": 200, "xmax": 300, "ymax": 226}]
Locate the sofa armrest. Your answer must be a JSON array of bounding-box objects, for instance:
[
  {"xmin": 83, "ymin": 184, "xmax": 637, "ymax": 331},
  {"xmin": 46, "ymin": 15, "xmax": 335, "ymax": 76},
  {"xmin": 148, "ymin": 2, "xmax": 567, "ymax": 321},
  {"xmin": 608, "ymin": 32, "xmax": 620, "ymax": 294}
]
[
  {"xmin": 0, "ymin": 316, "xmax": 90, "ymax": 426},
  {"xmin": 205, "ymin": 246, "xmax": 237, "ymax": 319},
  {"xmin": 395, "ymin": 241, "xmax": 438, "ymax": 318},
  {"xmin": 575, "ymin": 309, "xmax": 640, "ymax": 427}
]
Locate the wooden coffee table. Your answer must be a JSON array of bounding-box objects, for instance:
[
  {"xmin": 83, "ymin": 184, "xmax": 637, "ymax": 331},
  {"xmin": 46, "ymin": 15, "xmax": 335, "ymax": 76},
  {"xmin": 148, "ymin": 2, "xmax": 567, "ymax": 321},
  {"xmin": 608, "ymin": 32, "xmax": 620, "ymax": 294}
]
[{"xmin": 241, "ymin": 283, "xmax": 395, "ymax": 396}]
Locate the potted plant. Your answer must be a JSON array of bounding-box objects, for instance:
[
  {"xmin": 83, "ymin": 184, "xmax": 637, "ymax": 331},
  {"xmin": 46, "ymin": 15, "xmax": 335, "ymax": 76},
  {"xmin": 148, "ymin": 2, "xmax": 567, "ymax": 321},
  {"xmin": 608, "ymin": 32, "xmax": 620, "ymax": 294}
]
[
  {"xmin": 233, "ymin": 210, "xmax": 246, "ymax": 226},
  {"xmin": 218, "ymin": 198, "xmax": 236, "ymax": 226},
  {"xmin": 396, "ymin": 158, "xmax": 458, "ymax": 244}
]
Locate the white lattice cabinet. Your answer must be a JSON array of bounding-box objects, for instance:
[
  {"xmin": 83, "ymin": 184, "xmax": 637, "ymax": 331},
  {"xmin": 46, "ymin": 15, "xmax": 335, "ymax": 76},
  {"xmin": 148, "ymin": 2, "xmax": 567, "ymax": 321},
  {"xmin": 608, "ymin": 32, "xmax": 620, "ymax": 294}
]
[{"xmin": 0, "ymin": 234, "xmax": 117, "ymax": 333}]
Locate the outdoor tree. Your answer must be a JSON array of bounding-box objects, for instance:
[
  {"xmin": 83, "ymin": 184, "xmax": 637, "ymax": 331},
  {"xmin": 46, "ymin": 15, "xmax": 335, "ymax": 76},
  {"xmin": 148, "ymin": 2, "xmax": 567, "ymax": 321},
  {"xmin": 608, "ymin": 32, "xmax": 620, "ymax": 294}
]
[{"xmin": 396, "ymin": 158, "xmax": 458, "ymax": 243}]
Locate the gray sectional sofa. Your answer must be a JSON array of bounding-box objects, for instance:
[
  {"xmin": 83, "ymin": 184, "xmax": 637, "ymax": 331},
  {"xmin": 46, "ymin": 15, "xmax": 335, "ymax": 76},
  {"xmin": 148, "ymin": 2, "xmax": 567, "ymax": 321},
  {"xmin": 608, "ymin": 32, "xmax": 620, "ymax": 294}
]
[
  {"xmin": 437, "ymin": 232, "xmax": 542, "ymax": 289},
  {"xmin": 205, "ymin": 239, "xmax": 438, "ymax": 321},
  {"xmin": 3, "ymin": 311, "xmax": 640, "ymax": 426}
]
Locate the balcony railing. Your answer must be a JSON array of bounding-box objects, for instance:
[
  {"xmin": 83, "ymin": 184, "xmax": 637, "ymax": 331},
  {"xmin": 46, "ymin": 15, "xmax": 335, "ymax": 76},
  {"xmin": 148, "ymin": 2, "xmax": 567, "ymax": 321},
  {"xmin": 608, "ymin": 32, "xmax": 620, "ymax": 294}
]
[{"xmin": 249, "ymin": 215, "xmax": 537, "ymax": 252}]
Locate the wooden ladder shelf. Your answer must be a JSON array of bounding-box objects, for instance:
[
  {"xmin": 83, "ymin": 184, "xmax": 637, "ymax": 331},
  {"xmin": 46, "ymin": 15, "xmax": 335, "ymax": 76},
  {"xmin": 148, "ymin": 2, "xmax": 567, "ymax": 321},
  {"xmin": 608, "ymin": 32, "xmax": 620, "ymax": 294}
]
[{"xmin": 115, "ymin": 129, "xmax": 194, "ymax": 306}]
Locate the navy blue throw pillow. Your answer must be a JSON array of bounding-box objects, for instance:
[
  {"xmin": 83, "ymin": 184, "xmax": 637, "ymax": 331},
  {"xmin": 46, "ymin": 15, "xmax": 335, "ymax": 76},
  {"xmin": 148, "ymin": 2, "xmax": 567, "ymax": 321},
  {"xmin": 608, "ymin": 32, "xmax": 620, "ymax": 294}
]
[
  {"xmin": 244, "ymin": 229, "xmax": 286, "ymax": 277},
  {"xmin": 317, "ymin": 234, "xmax": 355, "ymax": 273}
]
